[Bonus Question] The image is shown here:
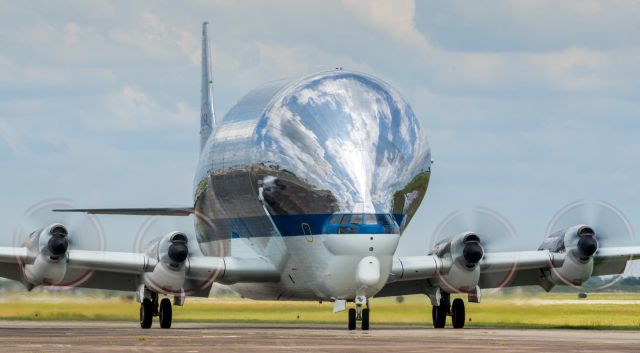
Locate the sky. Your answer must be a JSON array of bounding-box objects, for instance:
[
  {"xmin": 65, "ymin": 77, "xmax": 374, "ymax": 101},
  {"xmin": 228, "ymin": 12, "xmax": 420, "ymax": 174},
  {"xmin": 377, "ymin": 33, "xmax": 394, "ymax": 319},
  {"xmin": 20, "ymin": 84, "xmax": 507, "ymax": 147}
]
[{"xmin": 0, "ymin": 1, "xmax": 639, "ymax": 261}]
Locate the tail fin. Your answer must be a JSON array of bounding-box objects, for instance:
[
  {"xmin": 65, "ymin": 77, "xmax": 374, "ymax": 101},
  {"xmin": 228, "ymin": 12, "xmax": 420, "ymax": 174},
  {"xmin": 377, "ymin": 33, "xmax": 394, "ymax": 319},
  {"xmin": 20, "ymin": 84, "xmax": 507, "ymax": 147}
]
[{"xmin": 200, "ymin": 22, "xmax": 216, "ymax": 151}]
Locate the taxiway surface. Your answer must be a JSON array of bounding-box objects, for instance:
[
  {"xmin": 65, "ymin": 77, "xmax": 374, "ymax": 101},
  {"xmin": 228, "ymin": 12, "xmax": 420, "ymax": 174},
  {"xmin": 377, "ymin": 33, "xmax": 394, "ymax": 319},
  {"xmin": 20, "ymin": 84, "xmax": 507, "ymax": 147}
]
[{"xmin": 0, "ymin": 321, "xmax": 637, "ymax": 352}]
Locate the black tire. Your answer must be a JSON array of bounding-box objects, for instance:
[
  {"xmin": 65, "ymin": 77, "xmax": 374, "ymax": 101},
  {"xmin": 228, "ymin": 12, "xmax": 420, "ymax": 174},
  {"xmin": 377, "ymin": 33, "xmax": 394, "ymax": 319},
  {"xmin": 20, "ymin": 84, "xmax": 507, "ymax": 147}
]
[
  {"xmin": 431, "ymin": 306, "xmax": 437, "ymax": 327},
  {"xmin": 451, "ymin": 298, "xmax": 465, "ymax": 329},
  {"xmin": 361, "ymin": 308, "xmax": 370, "ymax": 331},
  {"xmin": 348, "ymin": 308, "xmax": 356, "ymax": 330},
  {"xmin": 140, "ymin": 298, "xmax": 153, "ymax": 329},
  {"xmin": 433, "ymin": 305, "xmax": 446, "ymax": 328},
  {"xmin": 159, "ymin": 298, "xmax": 172, "ymax": 329}
]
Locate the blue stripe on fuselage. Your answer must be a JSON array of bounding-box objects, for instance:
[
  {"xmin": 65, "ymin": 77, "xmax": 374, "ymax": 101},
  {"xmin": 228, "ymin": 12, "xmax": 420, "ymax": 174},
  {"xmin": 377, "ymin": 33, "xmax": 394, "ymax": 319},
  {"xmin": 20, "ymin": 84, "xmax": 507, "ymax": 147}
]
[
  {"xmin": 271, "ymin": 213, "xmax": 403, "ymax": 237},
  {"xmin": 209, "ymin": 213, "xmax": 404, "ymax": 239}
]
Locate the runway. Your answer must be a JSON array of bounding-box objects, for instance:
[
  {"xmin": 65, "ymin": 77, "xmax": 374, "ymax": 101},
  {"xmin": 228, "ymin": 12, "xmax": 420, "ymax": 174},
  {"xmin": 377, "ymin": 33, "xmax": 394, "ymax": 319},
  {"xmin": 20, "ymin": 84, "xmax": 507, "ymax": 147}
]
[{"xmin": 0, "ymin": 321, "xmax": 638, "ymax": 352}]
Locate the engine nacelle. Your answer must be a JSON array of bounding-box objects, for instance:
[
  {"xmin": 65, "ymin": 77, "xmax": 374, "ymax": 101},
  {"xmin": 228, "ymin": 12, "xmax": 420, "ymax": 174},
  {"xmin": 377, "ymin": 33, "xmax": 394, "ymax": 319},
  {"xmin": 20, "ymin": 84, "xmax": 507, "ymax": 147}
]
[
  {"xmin": 539, "ymin": 225, "xmax": 598, "ymax": 287},
  {"xmin": 143, "ymin": 231, "xmax": 190, "ymax": 293},
  {"xmin": 430, "ymin": 232, "xmax": 485, "ymax": 292},
  {"xmin": 22, "ymin": 224, "xmax": 69, "ymax": 286}
]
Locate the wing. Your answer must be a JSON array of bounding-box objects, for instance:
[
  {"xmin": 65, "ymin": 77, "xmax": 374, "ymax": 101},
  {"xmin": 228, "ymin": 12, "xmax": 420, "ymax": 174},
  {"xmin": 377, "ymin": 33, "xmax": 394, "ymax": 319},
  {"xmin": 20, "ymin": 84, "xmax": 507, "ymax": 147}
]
[
  {"xmin": 53, "ymin": 207, "xmax": 194, "ymax": 216},
  {"xmin": 378, "ymin": 228, "xmax": 640, "ymax": 298},
  {"xmin": 0, "ymin": 226, "xmax": 279, "ymax": 297}
]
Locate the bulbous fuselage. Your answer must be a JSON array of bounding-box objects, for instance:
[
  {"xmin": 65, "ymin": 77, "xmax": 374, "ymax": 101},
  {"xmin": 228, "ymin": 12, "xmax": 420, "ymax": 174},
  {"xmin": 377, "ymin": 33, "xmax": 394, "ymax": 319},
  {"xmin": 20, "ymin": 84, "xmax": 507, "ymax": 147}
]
[{"xmin": 193, "ymin": 71, "xmax": 431, "ymax": 300}]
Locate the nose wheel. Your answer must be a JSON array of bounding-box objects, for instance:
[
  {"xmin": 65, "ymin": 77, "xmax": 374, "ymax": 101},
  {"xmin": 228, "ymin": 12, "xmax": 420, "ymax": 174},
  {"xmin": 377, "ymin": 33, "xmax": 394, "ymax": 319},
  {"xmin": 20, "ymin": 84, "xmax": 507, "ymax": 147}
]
[{"xmin": 347, "ymin": 296, "xmax": 370, "ymax": 330}]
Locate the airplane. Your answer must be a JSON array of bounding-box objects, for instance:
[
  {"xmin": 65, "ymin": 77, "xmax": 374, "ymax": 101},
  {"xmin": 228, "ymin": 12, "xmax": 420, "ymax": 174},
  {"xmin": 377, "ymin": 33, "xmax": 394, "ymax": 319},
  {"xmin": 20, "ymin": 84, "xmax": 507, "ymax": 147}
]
[{"xmin": 1, "ymin": 22, "xmax": 640, "ymax": 331}]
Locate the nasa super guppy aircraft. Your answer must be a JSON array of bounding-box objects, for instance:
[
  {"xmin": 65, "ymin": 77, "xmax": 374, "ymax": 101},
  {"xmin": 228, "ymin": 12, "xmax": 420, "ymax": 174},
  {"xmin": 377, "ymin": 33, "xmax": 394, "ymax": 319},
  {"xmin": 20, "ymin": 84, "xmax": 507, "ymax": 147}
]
[{"xmin": 1, "ymin": 23, "xmax": 639, "ymax": 330}]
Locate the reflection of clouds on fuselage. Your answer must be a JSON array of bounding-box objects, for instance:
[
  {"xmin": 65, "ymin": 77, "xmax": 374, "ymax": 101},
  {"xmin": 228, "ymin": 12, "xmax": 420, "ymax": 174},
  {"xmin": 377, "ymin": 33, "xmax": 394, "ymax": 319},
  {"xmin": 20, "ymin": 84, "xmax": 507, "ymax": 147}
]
[
  {"xmin": 256, "ymin": 71, "xmax": 431, "ymax": 214},
  {"xmin": 193, "ymin": 71, "xmax": 431, "ymax": 244}
]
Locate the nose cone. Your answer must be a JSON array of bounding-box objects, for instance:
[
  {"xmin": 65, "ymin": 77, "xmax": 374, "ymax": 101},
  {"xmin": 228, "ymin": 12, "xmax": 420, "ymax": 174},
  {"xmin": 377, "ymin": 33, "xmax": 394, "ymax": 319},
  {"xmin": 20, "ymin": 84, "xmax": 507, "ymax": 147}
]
[{"xmin": 356, "ymin": 256, "xmax": 381, "ymax": 286}]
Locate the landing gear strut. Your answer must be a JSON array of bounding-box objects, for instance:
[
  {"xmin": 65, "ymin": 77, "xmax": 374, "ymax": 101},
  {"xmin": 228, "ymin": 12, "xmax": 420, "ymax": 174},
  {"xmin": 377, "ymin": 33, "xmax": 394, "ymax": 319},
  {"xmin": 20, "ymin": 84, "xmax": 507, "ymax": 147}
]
[
  {"xmin": 138, "ymin": 287, "xmax": 174, "ymax": 329},
  {"xmin": 431, "ymin": 293, "xmax": 466, "ymax": 329},
  {"xmin": 347, "ymin": 296, "xmax": 370, "ymax": 331}
]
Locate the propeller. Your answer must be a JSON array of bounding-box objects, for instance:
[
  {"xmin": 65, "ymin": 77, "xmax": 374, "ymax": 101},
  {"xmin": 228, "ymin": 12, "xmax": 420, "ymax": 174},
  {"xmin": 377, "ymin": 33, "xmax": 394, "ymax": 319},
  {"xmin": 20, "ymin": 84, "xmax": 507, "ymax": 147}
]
[
  {"xmin": 134, "ymin": 215, "xmax": 223, "ymax": 294},
  {"xmin": 430, "ymin": 207, "xmax": 519, "ymax": 253},
  {"xmin": 430, "ymin": 207, "xmax": 521, "ymax": 292},
  {"xmin": 134, "ymin": 216, "xmax": 195, "ymax": 254},
  {"xmin": 546, "ymin": 200, "xmax": 635, "ymax": 290},
  {"xmin": 13, "ymin": 198, "xmax": 105, "ymax": 286}
]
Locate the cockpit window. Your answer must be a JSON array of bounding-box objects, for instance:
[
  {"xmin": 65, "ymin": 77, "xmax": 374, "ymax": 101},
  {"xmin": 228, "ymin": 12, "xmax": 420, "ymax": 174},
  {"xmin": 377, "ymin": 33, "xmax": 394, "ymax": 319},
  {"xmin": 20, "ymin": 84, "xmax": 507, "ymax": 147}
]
[
  {"xmin": 377, "ymin": 214, "xmax": 392, "ymax": 225},
  {"xmin": 322, "ymin": 213, "xmax": 400, "ymax": 235},
  {"xmin": 350, "ymin": 214, "xmax": 363, "ymax": 224},
  {"xmin": 364, "ymin": 214, "xmax": 377, "ymax": 224},
  {"xmin": 328, "ymin": 214, "xmax": 342, "ymax": 225}
]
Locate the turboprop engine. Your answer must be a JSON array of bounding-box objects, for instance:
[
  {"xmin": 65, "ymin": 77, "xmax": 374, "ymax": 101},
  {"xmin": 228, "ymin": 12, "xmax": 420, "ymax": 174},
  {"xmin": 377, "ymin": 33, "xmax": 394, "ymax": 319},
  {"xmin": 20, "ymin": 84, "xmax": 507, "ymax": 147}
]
[
  {"xmin": 22, "ymin": 224, "xmax": 70, "ymax": 286},
  {"xmin": 143, "ymin": 231, "xmax": 190, "ymax": 293},
  {"xmin": 430, "ymin": 232, "xmax": 485, "ymax": 292},
  {"xmin": 539, "ymin": 225, "xmax": 598, "ymax": 288}
]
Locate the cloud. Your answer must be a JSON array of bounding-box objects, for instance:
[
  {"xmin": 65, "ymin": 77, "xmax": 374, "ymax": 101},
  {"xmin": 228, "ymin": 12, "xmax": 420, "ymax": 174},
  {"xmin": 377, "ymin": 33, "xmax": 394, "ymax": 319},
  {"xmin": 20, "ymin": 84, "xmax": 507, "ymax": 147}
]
[
  {"xmin": 109, "ymin": 10, "xmax": 200, "ymax": 66},
  {"xmin": 0, "ymin": 1, "xmax": 639, "ymax": 259},
  {"xmin": 0, "ymin": 119, "xmax": 24, "ymax": 154},
  {"xmin": 88, "ymin": 85, "xmax": 197, "ymax": 131},
  {"xmin": 415, "ymin": 0, "xmax": 640, "ymax": 52},
  {"xmin": 341, "ymin": 0, "xmax": 431, "ymax": 51}
]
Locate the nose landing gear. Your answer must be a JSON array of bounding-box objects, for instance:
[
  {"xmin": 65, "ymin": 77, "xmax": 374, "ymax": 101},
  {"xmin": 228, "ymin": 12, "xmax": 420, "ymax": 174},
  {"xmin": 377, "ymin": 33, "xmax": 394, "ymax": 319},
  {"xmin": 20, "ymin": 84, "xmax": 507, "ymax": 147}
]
[{"xmin": 348, "ymin": 296, "xmax": 370, "ymax": 330}]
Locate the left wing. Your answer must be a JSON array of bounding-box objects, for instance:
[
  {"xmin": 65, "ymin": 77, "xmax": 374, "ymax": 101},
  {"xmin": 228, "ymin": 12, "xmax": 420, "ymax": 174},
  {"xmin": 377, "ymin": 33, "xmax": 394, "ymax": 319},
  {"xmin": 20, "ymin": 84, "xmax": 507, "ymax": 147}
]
[
  {"xmin": 53, "ymin": 207, "xmax": 194, "ymax": 216},
  {"xmin": 378, "ymin": 226, "xmax": 640, "ymax": 299},
  {"xmin": 0, "ymin": 224, "xmax": 279, "ymax": 296}
]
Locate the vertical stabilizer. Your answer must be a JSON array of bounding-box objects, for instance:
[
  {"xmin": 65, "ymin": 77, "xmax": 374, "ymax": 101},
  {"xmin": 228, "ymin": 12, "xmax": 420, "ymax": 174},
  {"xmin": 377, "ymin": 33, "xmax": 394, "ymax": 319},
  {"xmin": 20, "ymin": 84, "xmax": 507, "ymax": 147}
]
[{"xmin": 200, "ymin": 22, "xmax": 216, "ymax": 151}]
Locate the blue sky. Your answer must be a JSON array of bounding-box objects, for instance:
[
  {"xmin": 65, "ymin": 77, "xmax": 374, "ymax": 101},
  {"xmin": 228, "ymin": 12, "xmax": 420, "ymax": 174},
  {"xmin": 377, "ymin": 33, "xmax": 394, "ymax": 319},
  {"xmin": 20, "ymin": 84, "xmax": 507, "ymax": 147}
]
[{"xmin": 0, "ymin": 1, "xmax": 639, "ymax": 258}]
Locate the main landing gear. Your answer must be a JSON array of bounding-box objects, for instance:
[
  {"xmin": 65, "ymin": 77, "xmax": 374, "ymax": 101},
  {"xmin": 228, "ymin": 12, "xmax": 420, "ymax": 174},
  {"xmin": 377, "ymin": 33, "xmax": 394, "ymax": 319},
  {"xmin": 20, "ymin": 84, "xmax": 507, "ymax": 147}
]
[
  {"xmin": 431, "ymin": 293, "xmax": 465, "ymax": 329},
  {"xmin": 348, "ymin": 296, "xmax": 370, "ymax": 331},
  {"xmin": 139, "ymin": 290, "xmax": 174, "ymax": 329}
]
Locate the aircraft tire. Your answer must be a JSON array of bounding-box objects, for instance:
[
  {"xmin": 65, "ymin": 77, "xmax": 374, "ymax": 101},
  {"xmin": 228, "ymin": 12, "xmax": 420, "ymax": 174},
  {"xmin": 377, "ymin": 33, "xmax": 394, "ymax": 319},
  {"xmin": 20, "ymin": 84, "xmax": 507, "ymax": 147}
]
[
  {"xmin": 159, "ymin": 298, "xmax": 172, "ymax": 329},
  {"xmin": 433, "ymin": 305, "xmax": 446, "ymax": 328},
  {"xmin": 361, "ymin": 308, "xmax": 370, "ymax": 330},
  {"xmin": 348, "ymin": 308, "xmax": 356, "ymax": 330},
  {"xmin": 140, "ymin": 298, "xmax": 153, "ymax": 329},
  {"xmin": 451, "ymin": 298, "xmax": 465, "ymax": 329}
]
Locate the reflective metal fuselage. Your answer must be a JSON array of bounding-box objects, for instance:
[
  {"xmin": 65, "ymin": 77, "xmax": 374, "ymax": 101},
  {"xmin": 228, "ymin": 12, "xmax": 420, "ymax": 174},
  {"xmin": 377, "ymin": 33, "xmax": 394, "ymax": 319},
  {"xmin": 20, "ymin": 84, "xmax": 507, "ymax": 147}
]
[{"xmin": 193, "ymin": 71, "xmax": 431, "ymax": 300}]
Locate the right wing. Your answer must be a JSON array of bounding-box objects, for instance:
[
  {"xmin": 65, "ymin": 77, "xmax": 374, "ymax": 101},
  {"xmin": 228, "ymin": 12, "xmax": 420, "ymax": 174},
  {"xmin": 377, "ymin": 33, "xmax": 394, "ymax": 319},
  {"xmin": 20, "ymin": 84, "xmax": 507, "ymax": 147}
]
[
  {"xmin": 0, "ymin": 225, "xmax": 279, "ymax": 297},
  {"xmin": 53, "ymin": 207, "xmax": 194, "ymax": 216},
  {"xmin": 378, "ymin": 227, "xmax": 640, "ymax": 298}
]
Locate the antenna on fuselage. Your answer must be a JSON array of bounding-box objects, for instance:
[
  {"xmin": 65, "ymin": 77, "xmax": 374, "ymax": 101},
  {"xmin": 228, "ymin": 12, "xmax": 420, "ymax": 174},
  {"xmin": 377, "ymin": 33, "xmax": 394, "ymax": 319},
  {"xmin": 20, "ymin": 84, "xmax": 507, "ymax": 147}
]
[{"xmin": 200, "ymin": 21, "xmax": 216, "ymax": 152}]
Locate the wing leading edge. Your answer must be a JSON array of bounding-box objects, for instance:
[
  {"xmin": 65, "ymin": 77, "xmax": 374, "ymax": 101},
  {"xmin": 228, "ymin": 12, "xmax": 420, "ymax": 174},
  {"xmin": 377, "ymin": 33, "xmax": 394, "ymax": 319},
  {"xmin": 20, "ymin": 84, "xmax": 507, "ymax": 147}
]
[{"xmin": 53, "ymin": 207, "xmax": 194, "ymax": 216}]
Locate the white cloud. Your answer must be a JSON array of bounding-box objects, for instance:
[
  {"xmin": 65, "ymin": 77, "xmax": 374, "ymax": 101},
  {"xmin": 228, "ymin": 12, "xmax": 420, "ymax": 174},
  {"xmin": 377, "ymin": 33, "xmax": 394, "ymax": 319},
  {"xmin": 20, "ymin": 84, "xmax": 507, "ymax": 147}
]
[
  {"xmin": 0, "ymin": 1, "xmax": 639, "ymax": 257},
  {"xmin": 109, "ymin": 10, "xmax": 200, "ymax": 66},
  {"xmin": 342, "ymin": 0, "xmax": 430, "ymax": 51},
  {"xmin": 88, "ymin": 85, "xmax": 197, "ymax": 130},
  {"xmin": 0, "ymin": 119, "xmax": 25, "ymax": 154}
]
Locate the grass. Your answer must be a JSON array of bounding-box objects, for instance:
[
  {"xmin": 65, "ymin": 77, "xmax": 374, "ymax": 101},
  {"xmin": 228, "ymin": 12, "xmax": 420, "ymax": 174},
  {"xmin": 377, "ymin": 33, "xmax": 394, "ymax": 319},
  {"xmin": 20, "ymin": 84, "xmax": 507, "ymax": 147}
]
[{"xmin": 1, "ymin": 292, "xmax": 640, "ymax": 329}]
